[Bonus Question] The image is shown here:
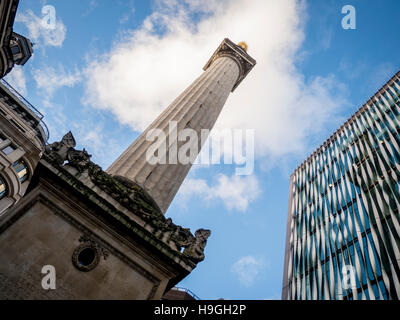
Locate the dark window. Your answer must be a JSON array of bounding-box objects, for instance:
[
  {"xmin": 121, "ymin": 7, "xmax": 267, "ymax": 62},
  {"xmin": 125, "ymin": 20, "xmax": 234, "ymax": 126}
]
[
  {"xmin": 78, "ymin": 248, "xmax": 96, "ymax": 267},
  {"xmin": 11, "ymin": 45, "xmax": 20, "ymax": 55},
  {"xmin": 391, "ymin": 83, "xmax": 400, "ymax": 94}
]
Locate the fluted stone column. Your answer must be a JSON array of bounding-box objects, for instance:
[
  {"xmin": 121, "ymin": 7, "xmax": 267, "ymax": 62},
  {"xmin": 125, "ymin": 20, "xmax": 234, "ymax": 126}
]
[{"xmin": 107, "ymin": 38, "xmax": 256, "ymax": 214}]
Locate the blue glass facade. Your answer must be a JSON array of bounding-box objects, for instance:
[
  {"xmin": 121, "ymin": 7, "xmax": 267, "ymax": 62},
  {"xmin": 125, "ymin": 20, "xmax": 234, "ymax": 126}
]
[{"xmin": 282, "ymin": 72, "xmax": 400, "ymax": 300}]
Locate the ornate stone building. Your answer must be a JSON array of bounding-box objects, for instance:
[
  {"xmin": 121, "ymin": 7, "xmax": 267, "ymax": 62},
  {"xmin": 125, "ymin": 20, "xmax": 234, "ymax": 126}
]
[
  {"xmin": 0, "ymin": 38, "xmax": 256, "ymax": 299},
  {"xmin": 0, "ymin": 0, "xmax": 33, "ymax": 78},
  {"xmin": 0, "ymin": 80, "xmax": 47, "ymax": 214},
  {"xmin": 0, "ymin": 0, "xmax": 40, "ymax": 215}
]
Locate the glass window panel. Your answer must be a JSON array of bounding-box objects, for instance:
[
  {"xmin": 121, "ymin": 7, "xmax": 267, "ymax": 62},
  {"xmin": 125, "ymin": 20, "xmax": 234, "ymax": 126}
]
[
  {"xmin": 0, "ymin": 176, "xmax": 7, "ymax": 199},
  {"xmin": 1, "ymin": 145, "xmax": 15, "ymax": 155},
  {"xmin": 378, "ymin": 280, "xmax": 388, "ymax": 300},
  {"xmin": 372, "ymin": 283, "xmax": 380, "ymax": 299},
  {"xmin": 13, "ymin": 160, "xmax": 29, "ymax": 183}
]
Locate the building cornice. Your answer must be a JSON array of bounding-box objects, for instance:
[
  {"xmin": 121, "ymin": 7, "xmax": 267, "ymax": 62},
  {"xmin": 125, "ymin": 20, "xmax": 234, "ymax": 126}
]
[
  {"xmin": 42, "ymin": 132, "xmax": 211, "ymax": 269},
  {"xmin": 203, "ymin": 38, "xmax": 256, "ymax": 92}
]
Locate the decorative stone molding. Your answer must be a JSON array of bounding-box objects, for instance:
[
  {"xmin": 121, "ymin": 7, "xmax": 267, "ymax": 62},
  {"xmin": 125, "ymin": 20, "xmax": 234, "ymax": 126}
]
[
  {"xmin": 67, "ymin": 149, "xmax": 92, "ymax": 172},
  {"xmin": 0, "ymin": 0, "xmax": 20, "ymax": 78},
  {"xmin": 79, "ymin": 235, "xmax": 110, "ymax": 259},
  {"xmin": 203, "ymin": 38, "xmax": 256, "ymax": 92},
  {"xmin": 72, "ymin": 235, "xmax": 109, "ymax": 272},
  {"xmin": 72, "ymin": 243, "xmax": 100, "ymax": 272},
  {"xmin": 44, "ymin": 132, "xmax": 211, "ymax": 266}
]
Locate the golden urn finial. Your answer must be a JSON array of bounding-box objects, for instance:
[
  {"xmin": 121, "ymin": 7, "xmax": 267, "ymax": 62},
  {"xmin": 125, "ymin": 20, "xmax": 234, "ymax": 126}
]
[{"xmin": 237, "ymin": 41, "xmax": 248, "ymax": 52}]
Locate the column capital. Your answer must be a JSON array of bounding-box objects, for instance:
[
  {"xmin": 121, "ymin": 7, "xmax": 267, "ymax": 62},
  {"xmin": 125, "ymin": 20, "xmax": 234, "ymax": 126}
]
[{"xmin": 203, "ymin": 38, "xmax": 256, "ymax": 92}]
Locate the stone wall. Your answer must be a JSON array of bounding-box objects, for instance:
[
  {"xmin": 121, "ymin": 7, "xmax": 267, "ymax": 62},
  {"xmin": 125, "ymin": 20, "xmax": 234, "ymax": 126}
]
[{"xmin": 0, "ymin": 160, "xmax": 193, "ymax": 299}]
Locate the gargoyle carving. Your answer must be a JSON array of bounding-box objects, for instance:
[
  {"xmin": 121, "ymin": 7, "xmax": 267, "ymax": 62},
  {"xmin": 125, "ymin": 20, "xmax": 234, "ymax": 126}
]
[
  {"xmin": 67, "ymin": 148, "xmax": 92, "ymax": 172},
  {"xmin": 170, "ymin": 226, "xmax": 194, "ymax": 247},
  {"xmin": 179, "ymin": 228, "xmax": 211, "ymax": 263},
  {"xmin": 45, "ymin": 131, "xmax": 76, "ymax": 165},
  {"xmin": 45, "ymin": 132, "xmax": 91, "ymax": 171}
]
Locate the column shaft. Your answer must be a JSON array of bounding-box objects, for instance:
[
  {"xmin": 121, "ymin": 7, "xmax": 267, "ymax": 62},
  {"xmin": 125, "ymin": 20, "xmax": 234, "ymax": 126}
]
[
  {"xmin": 107, "ymin": 57, "xmax": 239, "ymax": 213},
  {"xmin": 107, "ymin": 38, "xmax": 256, "ymax": 214}
]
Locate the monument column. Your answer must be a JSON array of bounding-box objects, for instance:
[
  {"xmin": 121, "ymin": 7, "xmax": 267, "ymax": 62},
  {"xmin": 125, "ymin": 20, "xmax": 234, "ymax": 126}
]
[{"xmin": 107, "ymin": 38, "xmax": 256, "ymax": 214}]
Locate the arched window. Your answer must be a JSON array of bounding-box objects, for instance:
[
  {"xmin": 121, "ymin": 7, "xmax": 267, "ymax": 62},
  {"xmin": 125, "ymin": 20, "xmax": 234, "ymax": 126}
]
[
  {"xmin": 13, "ymin": 160, "xmax": 29, "ymax": 183},
  {"xmin": 0, "ymin": 176, "xmax": 7, "ymax": 200}
]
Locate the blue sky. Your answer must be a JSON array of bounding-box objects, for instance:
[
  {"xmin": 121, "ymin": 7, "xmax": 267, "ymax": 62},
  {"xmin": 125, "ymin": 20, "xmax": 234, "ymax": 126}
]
[{"xmin": 6, "ymin": 0, "xmax": 400, "ymax": 300}]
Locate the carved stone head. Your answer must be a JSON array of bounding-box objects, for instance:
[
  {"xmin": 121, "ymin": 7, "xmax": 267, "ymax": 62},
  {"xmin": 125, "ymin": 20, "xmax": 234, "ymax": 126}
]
[
  {"xmin": 195, "ymin": 229, "xmax": 211, "ymax": 241},
  {"xmin": 61, "ymin": 131, "xmax": 76, "ymax": 148}
]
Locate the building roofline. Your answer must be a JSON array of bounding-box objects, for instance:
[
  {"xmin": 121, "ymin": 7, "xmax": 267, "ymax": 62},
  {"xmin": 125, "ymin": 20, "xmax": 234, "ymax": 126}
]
[
  {"xmin": 292, "ymin": 69, "xmax": 400, "ymax": 175},
  {"xmin": 0, "ymin": 79, "xmax": 49, "ymax": 144}
]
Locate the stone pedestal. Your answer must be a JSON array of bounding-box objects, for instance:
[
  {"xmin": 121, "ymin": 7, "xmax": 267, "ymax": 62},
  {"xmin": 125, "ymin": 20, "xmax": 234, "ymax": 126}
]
[{"xmin": 0, "ymin": 133, "xmax": 208, "ymax": 299}]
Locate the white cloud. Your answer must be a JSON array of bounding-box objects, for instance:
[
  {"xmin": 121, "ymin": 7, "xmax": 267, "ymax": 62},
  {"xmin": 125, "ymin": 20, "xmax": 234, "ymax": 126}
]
[
  {"xmin": 32, "ymin": 65, "xmax": 81, "ymax": 98},
  {"xmin": 83, "ymin": 0, "xmax": 348, "ymax": 165},
  {"xmin": 231, "ymin": 256, "xmax": 265, "ymax": 287},
  {"xmin": 38, "ymin": 100, "xmax": 69, "ymax": 141},
  {"xmin": 4, "ymin": 66, "xmax": 27, "ymax": 95},
  {"xmin": 16, "ymin": 9, "xmax": 67, "ymax": 47},
  {"xmin": 177, "ymin": 174, "xmax": 260, "ymax": 212}
]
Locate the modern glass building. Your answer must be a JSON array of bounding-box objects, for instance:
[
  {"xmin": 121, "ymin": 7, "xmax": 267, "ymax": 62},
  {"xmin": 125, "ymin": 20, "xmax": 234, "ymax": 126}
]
[{"xmin": 282, "ymin": 70, "xmax": 400, "ymax": 300}]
